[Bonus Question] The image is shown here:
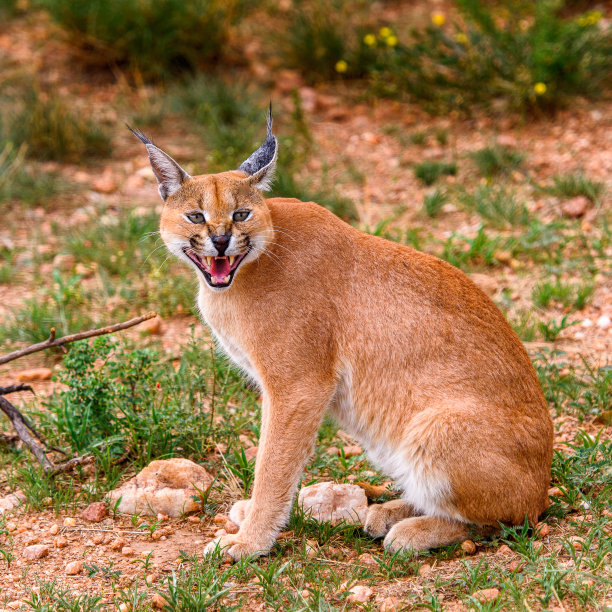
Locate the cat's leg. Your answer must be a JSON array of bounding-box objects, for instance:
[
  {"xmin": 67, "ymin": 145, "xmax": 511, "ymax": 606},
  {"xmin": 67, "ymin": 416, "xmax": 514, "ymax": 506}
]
[
  {"xmin": 228, "ymin": 499, "xmax": 252, "ymax": 526},
  {"xmin": 364, "ymin": 500, "xmax": 417, "ymax": 538},
  {"xmin": 383, "ymin": 516, "xmax": 469, "ymax": 553},
  {"xmin": 205, "ymin": 381, "xmax": 335, "ymax": 560}
]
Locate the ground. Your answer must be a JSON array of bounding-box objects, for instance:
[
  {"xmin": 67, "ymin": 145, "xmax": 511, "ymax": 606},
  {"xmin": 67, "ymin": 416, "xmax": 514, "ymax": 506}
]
[{"xmin": 0, "ymin": 4, "xmax": 611, "ymax": 611}]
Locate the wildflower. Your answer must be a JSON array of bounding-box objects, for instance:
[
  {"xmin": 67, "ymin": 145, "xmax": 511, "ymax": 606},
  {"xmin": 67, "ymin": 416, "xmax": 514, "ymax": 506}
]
[
  {"xmin": 431, "ymin": 13, "xmax": 445, "ymax": 27},
  {"xmin": 335, "ymin": 60, "xmax": 348, "ymax": 73},
  {"xmin": 534, "ymin": 82, "xmax": 547, "ymax": 95},
  {"xmin": 386, "ymin": 35, "xmax": 398, "ymax": 47},
  {"xmin": 455, "ymin": 32, "xmax": 468, "ymax": 44},
  {"xmin": 379, "ymin": 26, "xmax": 392, "ymax": 39},
  {"xmin": 156, "ymin": 382, "xmax": 161, "ymax": 390},
  {"xmin": 363, "ymin": 33, "xmax": 376, "ymax": 47}
]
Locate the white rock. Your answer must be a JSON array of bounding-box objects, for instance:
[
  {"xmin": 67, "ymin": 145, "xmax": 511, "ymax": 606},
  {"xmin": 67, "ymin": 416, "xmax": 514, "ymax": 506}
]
[
  {"xmin": 106, "ymin": 458, "xmax": 213, "ymax": 517},
  {"xmin": 298, "ymin": 482, "xmax": 368, "ymax": 525},
  {"xmin": 597, "ymin": 315, "xmax": 611, "ymax": 329},
  {"xmin": 0, "ymin": 491, "xmax": 25, "ymax": 515},
  {"xmin": 581, "ymin": 318, "xmax": 593, "ymax": 328}
]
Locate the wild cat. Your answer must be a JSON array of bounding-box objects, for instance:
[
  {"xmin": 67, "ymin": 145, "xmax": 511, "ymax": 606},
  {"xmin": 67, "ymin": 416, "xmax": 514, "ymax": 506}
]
[{"xmin": 130, "ymin": 112, "xmax": 552, "ymax": 559}]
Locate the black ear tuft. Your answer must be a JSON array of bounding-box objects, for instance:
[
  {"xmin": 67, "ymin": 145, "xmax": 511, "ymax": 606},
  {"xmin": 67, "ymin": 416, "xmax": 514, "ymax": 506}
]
[{"xmin": 126, "ymin": 124, "xmax": 153, "ymax": 146}]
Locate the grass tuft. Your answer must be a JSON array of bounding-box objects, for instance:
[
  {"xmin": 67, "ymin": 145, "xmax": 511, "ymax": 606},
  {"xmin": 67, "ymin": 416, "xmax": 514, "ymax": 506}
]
[
  {"xmin": 470, "ymin": 144, "xmax": 524, "ymax": 178},
  {"xmin": 414, "ymin": 160, "xmax": 457, "ymax": 186}
]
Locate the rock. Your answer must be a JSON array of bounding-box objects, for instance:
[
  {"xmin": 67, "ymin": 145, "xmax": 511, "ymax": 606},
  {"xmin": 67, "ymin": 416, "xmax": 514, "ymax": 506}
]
[
  {"xmin": 327, "ymin": 446, "xmax": 340, "ymax": 455},
  {"xmin": 561, "ymin": 196, "xmax": 590, "ymax": 218},
  {"xmin": 81, "ymin": 502, "xmax": 108, "ymax": 523},
  {"xmin": 48, "ymin": 524, "xmax": 59, "ymax": 536},
  {"xmin": 535, "ymin": 522, "xmax": 550, "ymax": 538},
  {"xmin": 110, "ymin": 538, "xmax": 126, "ymax": 551},
  {"xmin": 151, "ymin": 593, "xmax": 169, "ymax": 609},
  {"xmin": 106, "ymin": 458, "xmax": 213, "ymax": 517},
  {"xmin": 497, "ymin": 544, "xmax": 513, "ymax": 555},
  {"xmin": 473, "ymin": 588, "xmax": 500, "ymax": 603},
  {"xmin": 54, "ymin": 536, "xmax": 68, "ymax": 549},
  {"xmin": 225, "ymin": 520, "xmax": 239, "ymax": 534},
  {"xmin": 92, "ymin": 168, "xmax": 117, "ymax": 194},
  {"xmin": 186, "ymin": 516, "xmax": 200, "ymax": 524},
  {"xmin": 139, "ymin": 315, "xmax": 163, "ymax": 335},
  {"xmin": 23, "ymin": 544, "xmax": 50, "ymax": 560},
  {"xmin": 597, "ymin": 315, "xmax": 611, "ymax": 329},
  {"xmin": 212, "ymin": 514, "xmax": 229, "ymax": 524},
  {"xmin": 509, "ymin": 559, "xmax": 524, "ymax": 572},
  {"xmin": 347, "ymin": 585, "xmax": 373, "ymax": 604},
  {"xmin": 548, "ymin": 486, "xmax": 563, "ymax": 498},
  {"xmin": 16, "ymin": 368, "xmax": 52, "ymax": 383},
  {"xmin": 65, "ymin": 560, "xmax": 83, "ymax": 575},
  {"xmin": 354, "ymin": 481, "xmax": 389, "ymax": 499},
  {"xmin": 357, "ymin": 553, "xmax": 377, "ymax": 568},
  {"xmin": 305, "ymin": 540, "xmax": 318, "ymax": 559},
  {"xmin": 53, "ymin": 253, "xmax": 76, "ymax": 270},
  {"xmin": 122, "ymin": 546, "xmax": 135, "ymax": 556},
  {"xmin": 419, "ymin": 563, "xmax": 432, "ymax": 575},
  {"xmin": 380, "ymin": 596, "xmax": 401, "ymax": 611},
  {"xmin": 63, "ymin": 517, "xmax": 77, "ymax": 527},
  {"xmin": 461, "ymin": 539, "xmax": 477, "ymax": 554},
  {"xmin": 342, "ymin": 445, "xmax": 362, "ymax": 458},
  {"xmin": 75, "ymin": 263, "xmax": 95, "ymax": 278},
  {"xmin": 0, "ymin": 491, "xmax": 25, "ymax": 515},
  {"xmin": 93, "ymin": 533, "xmax": 104, "ymax": 544},
  {"xmin": 298, "ymin": 482, "xmax": 368, "ymax": 525}
]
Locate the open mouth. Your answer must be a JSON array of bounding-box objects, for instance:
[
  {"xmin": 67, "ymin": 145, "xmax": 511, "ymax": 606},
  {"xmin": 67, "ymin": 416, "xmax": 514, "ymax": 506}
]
[{"xmin": 183, "ymin": 248, "xmax": 247, "ymax": 288}]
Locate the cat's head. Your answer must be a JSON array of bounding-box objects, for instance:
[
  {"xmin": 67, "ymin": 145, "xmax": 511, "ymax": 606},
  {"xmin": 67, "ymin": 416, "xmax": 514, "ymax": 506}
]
[{"xmin": 129, "ymin": 112, "xmax": 277, "ymax": 292}]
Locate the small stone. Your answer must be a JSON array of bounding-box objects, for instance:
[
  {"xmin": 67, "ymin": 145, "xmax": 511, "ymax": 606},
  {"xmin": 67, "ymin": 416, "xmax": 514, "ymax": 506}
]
[
  {"xmin": 561, "ymin": 196, "xmax": 590, "ymax": 218},
  {"xmin": 597, "ymin": 315, "xmax": 611, "ymax": 330},
  {"xmin": 569, "ymin": 537, "xmax": 584, "ymax": 550},
  {"xmin": 535, "ymin": 522, "xmax": 550, "ymax": 538},
  {"xmin": 213, "ymin": 514, "xmax": 229, "ymax": 524},
  {"xmin": 122, "ymin": 546, "xmax": 135, "ymax": 556},
  {"xmin": 533, "ymin": 541, "xmax": 543, "ymax": 552},
  {"xmin": 342, "ymin": 445, "xmax": 362, "ymax": 458},
  {"xmin": 473, "ymin": 588, "xmax": 500, "ymax": 604},
  {"xmin": 347, "ymin": 585, "xmax": 373, "ymax": 603},
  {"xmin": 224, "ymin": 520, "xmax": 239, "ymax": 534},
  {"xmin": 327, "ymin": 446, "xmax": 340, "ymax": 455},
  {"xmin": 48, "ymin": 524, "xmax": 59, "ymax": 536},
  {"xmin": 54, "ymin": 536, "xmax": 68, "ymax": 549},
  {"xmin": 305, "ymin": 540, "xmax": 318, "ymax": 559},
  {"xmin": 461, "ymin": 539, "xmax": 476, "ymax": 554},
  {"xmin": 110, "ymin": 538, "xmax": 126, "ymax": 551},
  {"xmin": 6, "ymin": 520, "xmax": 17, "ymax": 532},
  {"xmin": 186, "ymin": 516, "xmax": 201, "ymax": 524},
  {"xmin": 92, "ymin": 533, "xmax": 104, "ymax": 544},
  {"xmin": 298, "ymin": 482, "xmax": 368, "ymax": 525},
  {"xmin": 24, "ymin": 534, "xmax": 40, "ymax": 546},
  {"xmin": 214, "ymin": 528, "xmax": 227, "ymax": 537},
  {"xmin": 156, "ymin": 513, "xmax": 169, "ymax": 522},
  {"xmin": 118, "ymin": 604, "xmax": 129, "ymax": 612},
  {"xmin": 81, "ymin": 502, "xmax": 108, "ymax": 523},
  {"xmin": 548, "ymin": 487, "xmax": 563, "ymax": 498},
  {"xmin": 63, "ymin": 517, "xmax": 77, "ymax": 527},
  {"xmin": 379, "ymin": 596, "xmax": 401, "ymax": 611},
  {"xmin": 65, "ymin": 560, "xmax": 83, "ymax": 575},
  {"xmin": 7, "ymin": 601, "xmax": 22, "ymax": 610},
  {"xmin": 493, "ymin": 250, "xmax": 512, "ymax": 264},
  {"xmin": 508, "ymin": 559, "xmax": 524, "ymax": 572},
  {"xmin": 358, "ymin": 553, "xmax": 377, "ymax": 568},
  {"xmin": 581, "ymin": 318, "xmax": 593, "ymax": 328},
  {"xmin": 92, "ymin": 168, "xmax": 117, "ymax": 194},
  {"xmin": 140, "ymin": 316, "xmax": 163, "ymax": 335},
  {"xmin": 151, "ymin": 593, "xmax": 169, "ymax": 609},
  {"xmin": 419, "ymin": 563, "xmax": 432, "ymax": 575},
  {"xmin": 16, "ymin": 368, "xmax": 52, "ymax": 382},
  {"xmin": 23, "ymin": 544, "xmax": 50, "ymax": 560},
  {"xmin": 498, "ymin": 544, "xmax": 513, "ymax": 555},
  {"xmin": 140, "ymin": 550, "xmax": 153, "ymax": 558}
]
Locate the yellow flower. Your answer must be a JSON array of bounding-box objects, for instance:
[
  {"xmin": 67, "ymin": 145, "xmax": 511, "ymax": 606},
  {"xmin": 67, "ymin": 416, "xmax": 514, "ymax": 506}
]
[
  {"xmin": 534, "ymin": 82, "xmax": 547, "ymax": 95},
  {"xmin": 379, "ymin": 26, "xmax": 392, "ymax": 39},
  {"xmin": 363, "ymin": 33, "xmax": 376, "ymax": 47},
  {"xmin": 335, "ymin": 60, "xmax": 348, "ymax": 74},
  {"xmin": 455, "ymin": 32, "xmax": 468, "ymax": 44},
  {"xmin": 431, "ymin": 13, "xmax": 445, "ymax": 27},
  {"xmin": 386, "ymin": 35, "xmax": 398, "ymax": 47}
]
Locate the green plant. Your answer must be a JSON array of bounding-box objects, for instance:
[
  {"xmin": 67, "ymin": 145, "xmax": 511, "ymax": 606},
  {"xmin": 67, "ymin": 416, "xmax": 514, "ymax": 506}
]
[
  {"xmin": 414, "ymin": 160, "xmax": 457, "ymax": 185},
  {"xmin": 538, "ymin": 314, "xmax": 579, "ymax": 341},
  {"xmin": 38, "ymin": 0, "xmax": 247, "ymax": 81},
  {"xmin": 470, "ymin": 144, "xmax": 524, "ymax": 177},
  {"xmin": 5, "ymin": 86, "xmax": 111, "ymax": 163},
  {"xmin": 532, "ymin": 276, "xmax": 594, "ymax": 310},
  {"xmin": 423, "ymin": 189, "xmax": 447, "ymax": 217},
  {"xmin": 459, "ymin": 185, "xmax": 530, "ymax": 228},
  {"xmin": 545, "ymin": 171, "xmax": 605, "ymax": 203}
]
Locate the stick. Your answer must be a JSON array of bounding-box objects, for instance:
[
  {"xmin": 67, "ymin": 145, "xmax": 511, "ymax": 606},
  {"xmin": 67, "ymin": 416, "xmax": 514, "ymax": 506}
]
[
  {"xmin": 0, "ymin": 384, "xmax": 34, "ymax": 396},
  {"xmin": 0, "ymin": 312, "xmax": 157, "ymax": 366}
]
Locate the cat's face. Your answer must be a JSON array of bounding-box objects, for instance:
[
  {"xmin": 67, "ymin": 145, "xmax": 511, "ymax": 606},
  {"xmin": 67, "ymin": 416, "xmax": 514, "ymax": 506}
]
[
  {"xmin": 160, "ymin": 172, "xmax": 274, "ymax": 291},
  {"xmin": 130, "ymin": 112, "xmax": 277, "ymax": 292}
]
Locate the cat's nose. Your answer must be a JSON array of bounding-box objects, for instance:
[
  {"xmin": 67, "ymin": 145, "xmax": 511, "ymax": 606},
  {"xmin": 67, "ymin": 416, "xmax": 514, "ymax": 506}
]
[{"xmin": 211, "ymin": 234, "xmax": 231, "ymax": 256}]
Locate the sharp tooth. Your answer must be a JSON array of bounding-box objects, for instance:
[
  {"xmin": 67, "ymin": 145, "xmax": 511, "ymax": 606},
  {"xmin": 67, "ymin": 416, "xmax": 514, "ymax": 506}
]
[
  {"xmin": 210, "ymin": 276, "xmax": 217, "ymax": 284},
  {"xmin": 229, "ymin": 256, "xmax": 235, "ymax": 266},
  {"xmin": 223, "ymin": 276, "xmax": 230, "ymax": 283},
  {"xmin": 205, "ymin": 257, "xmax": 211, "ymax": 266}
]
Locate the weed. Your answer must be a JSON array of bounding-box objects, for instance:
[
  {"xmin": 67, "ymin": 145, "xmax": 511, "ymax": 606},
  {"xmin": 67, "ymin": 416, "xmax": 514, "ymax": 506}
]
[
  {"xmin": 470, "ymin": 144, "xmax": 524, "ymax": 178},
  {"xmin": 414, "ymin": 160, "xmax": 457, "ymax": 186},
  {"xmin": 26, "ymin": 580, "xmax": 103, "ymax": 611},
  {"xmin": 439, "ymin": 226, "xmax": 504, "ymax": 270},
  {"xmin": 5, "ymin": 86, "xmax": 111, "ymax": 163},
  {"xmin": 228, "ymin": 447, "xmax": 256, "ymax": 497},
  {"xmin": 410, "ymin": 131, "xmax": 427, "ymax": 145},
  {"xmin": 539, "ymin": 314, "xmax": 579, "ymax": 341},
  {"xmin": 38, "ymin": 0, "xmax": 247, "ymax": 81},
  {"xmin": 459, "ymin": 185, "xmax": 530, "ymax": 229},
  {"xmin": 423, "ymin": 189, "xmax": 447, "ymax": 217},
  {"xmin": 532, "ymin": 276, "xmax": 594, "ymax": 311},
  {"xmin": 545, "ymin": 171, "xmax": 605, "ymax": 203}
]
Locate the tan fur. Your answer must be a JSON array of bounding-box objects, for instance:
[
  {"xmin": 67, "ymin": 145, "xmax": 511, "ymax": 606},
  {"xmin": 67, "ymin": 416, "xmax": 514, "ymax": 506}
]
[{"xmin": 153, "ymin": 168, "xmax": 553, "ymax": 559}]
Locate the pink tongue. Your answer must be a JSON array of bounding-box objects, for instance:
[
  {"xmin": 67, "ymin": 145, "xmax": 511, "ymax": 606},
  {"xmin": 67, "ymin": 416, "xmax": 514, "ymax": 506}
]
[{"xmin": 210, "ymin": 257, "xmax": 231, "ymax": 278}]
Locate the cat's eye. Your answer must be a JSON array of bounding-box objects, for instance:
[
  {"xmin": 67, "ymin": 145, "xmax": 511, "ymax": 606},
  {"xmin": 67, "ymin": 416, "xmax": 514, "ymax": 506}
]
[
  {"xmin": 233, "ymin": 210, "xmax": 251, "ymax": 222},
  {"xmin": 186, "ymin": 212, "xmax": 205, "ymax": 224}
]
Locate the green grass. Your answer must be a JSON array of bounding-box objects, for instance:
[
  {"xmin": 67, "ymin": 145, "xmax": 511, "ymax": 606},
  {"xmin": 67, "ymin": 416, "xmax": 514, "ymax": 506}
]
[
  {"xmin": 470, "ymin": 144, "xmax": 524, "ymax": 178},
  {"xmin": 532, "ymin": 276, "xmax": 594, "ymax": 311},
  {"xmin": 414, "ymin": 160, "xmax": 457, "ymax": 186},
  {"xmin": 459, "ymin": 185, "xmax": 530, "ymax": 229},
  {"xmin": 423, "ymin": 189, "xmax": 447, "ymax": 217},
  {"xmin": 545, "ymin": 171, "xmax": 605, "ymax": 203}
]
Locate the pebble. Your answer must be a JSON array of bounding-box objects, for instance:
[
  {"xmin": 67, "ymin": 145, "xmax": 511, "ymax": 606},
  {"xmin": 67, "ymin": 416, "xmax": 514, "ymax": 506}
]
[
  {"xmin": 48, "ymin": 524, "xmax": 59, "ymax": 536},
  {"xmin": 581, "ymin": 318, "xmax": 593, "ymax": 328},
  {"xmin": 244, "ymin": 446, "xmax": 258, "ymax": 461},
  {"xmin": 63, "ymin": 517, "xmax": 77, "ymax": 527},
  {"xmin": 561, "ymin": 196, "xmax": 590, "ymax": 218},
  {"xmin": 419, "ymin": 563, "xmax": 432, "ymax": 575},
  {"xmin": 342, "ymin": 445, "xmax": 363, "ymax": 458},
  {"xmin": 140, "ymin": 316, "xmax": 163, "ymax": 335},
  {"xmin": 597, "ymin": 315, "xmax": 611, "ymax": 329},
  {"xmin": 508, "ymin": 559, "xmax": 524, "ymax": 572},
  {"xmin": 214, "ymin": 528, "xmax": 227, "ymax": 537},
  {"xmin": 81, "ymin": 501, "xmax": 108, "ymax": 522},
  {"xmin": 186, "ymin": 516, "xmax": 201, "ymax": 524},
  {"xmin": 224, "ymin": 520, "xmax": 239, "ymax": 534},
  {"xmin": 548, "ymin": 487, "xmax": 563, "ymax": 498},
  {"xmin": 497, "ymin": 544, "xmax": 513, "ymax": 555},
  {"xmin": 54, "ymin": 536, "xmax": 68, "ymax": 549},
  {"xmin": 535, "ymin": 522, "xmax": 550, "ymax": 538},
  {"xmin": 110, "ymin": 538, "xmax": 127, "ymax": 551},
  {"xmin": 22, "ymin": 544, "xmax": 50, "ymax": 560},
  {"xmin": 461, "ymin": 539, "xmax": 476, "ymax": 554},
  {"xmin": 65, "ymin": 560, "xmax": 83, "ymax": 575},
  {"xmin": 92, "ymin": 533, "xmax": 105, "ymax": 545},
  {"xmin": 16, "ymin": 368, "xmax": 52, "ymax": 382},
  {"xmin": 151, "ymin": 593, "xmax": 169, "ymax": 609},
  {"xmin": 379, "ymin": 596, "xmax": 401, "ymax": 611},
  {"xmin": 347, "ymin": 585, "xmax": 373, "ymax": 603},
  {"xmin": 357, "ymin": 552, "xmax": 377, "ymax": 568},
  {"xmin": 212, "ymin": 514, "xmax": 229, "ymax": 524},
  {"xmin": 122, "ymin": 546, "xmax": 135, "ymax": 556},
  {"xmin": 7, "ymin": 602, "xmax": 22, "ymax": 610},
  {"xmin": 473, "ymin": 588, "xmax": 500, "ymax": 602},
  {"xmin": 305, "ymin": 540, "xmax": 318, "ymax": 559},
  {"xmin": 118, "ymin": 604, "xmax": 129, "ymax": 612}
]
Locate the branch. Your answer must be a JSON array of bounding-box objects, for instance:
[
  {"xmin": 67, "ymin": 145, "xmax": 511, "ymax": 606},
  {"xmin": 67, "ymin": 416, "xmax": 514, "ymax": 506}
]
[
  {"xmin": 0, "ymin": 312, "xmax": 157, "ymax": 366},
  {"xmin": 0, "ymin": 384, "xmax": 34, "ymax": 396}
]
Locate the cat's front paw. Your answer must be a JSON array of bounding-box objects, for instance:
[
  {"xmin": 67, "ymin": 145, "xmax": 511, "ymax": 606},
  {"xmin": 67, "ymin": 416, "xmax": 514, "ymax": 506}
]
[{"xmin": 204, "ymin": 533, "xmax": 269, "ymax": 561}]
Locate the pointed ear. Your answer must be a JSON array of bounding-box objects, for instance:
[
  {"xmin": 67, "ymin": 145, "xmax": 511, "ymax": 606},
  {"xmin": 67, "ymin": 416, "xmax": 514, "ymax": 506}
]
[
  {"xmin": 237, "ymin": 106, "xmax": 278, "ymax": 191},
  {"xmin": 127, "ymin": 125, "xmax": 191, "ymax": 201}
]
